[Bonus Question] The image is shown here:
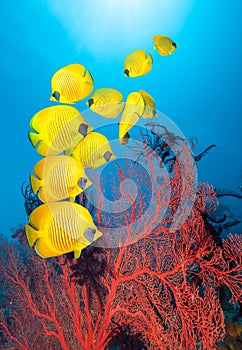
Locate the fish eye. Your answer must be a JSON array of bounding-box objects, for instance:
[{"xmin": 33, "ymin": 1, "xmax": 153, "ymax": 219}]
[
  {"xmin": 88, "ymin": 98, "xmax": 94, "ymax": 107},
  {"xmin": 52, "ymin": 91, "xmax": 60, "ymax": 101},
  {"xmin": 84, "ymin": 227, "xmax": 96, "ymax": 242},
  {"xmin": 124, "ymin": 69, "xmax": 130, "ymax": 77},
  {"xmin": 172, "ymin": 42, "xmax": 177, "ymax": 48},
  {"xmin": 78, "ymin": 123, "xmax": 88, "ymax": 137},
  {"xmin": 104, "ymin": 151, "xmax": 112, "ymax": 162}
]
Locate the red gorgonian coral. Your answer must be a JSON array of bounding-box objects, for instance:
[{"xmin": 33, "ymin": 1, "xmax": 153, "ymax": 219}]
[{"xmin": 0, "ymin": 139, "xmax": 241, "ymax": 350}]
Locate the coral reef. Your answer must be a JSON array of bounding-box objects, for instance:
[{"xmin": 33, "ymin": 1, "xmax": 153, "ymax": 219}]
[{"xmin": 0, "ymin": 129, "xmax": 241, "ymax": 349}]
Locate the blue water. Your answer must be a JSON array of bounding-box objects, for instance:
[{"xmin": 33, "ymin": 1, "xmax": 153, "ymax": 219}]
[{"xmin": 0, "ymin": 0, "xmax": 241, "ymax": 237}]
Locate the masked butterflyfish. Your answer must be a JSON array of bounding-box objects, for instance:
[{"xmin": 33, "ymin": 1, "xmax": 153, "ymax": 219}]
[
  {"xmin": 30, "ymin": 155, "xmax": 92, "ymax": 203},
  {"xmin": 86, "ymin": 88, "xmax": 124, "ymax": 118},
  {"xmin": 28, "ymin": 105, "xmax": 93, "ymax": 156},
  {"xmin": 25, "ymin": 202, "xmax": 102, "ymax": 259},
  {"xmin": 153, "ymin": 35, "xmax": 178, "ymax": 56},
  {"xmin": 71, "ymin": 132, "xmax": 115, "ymax": 168},
  {"xmin": 124, "ymin": 50, "xmax": 153, "ymax": 78},
  {"xmin": 119, "ymin": 90, "xmax": 156, "ymax": 144},
  {"xmin": 50, "ymin": 63, "xmax": 94, "ymax": 103}
]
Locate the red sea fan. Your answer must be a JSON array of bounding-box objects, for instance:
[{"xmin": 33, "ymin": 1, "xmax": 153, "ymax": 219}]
[
  {"xmin": 0, "ymin": 153, "xmax": 241, "ymax": 349},
  {"xmin": 0, "ymin": 228, "xmax": 241, "ymax": 349}
]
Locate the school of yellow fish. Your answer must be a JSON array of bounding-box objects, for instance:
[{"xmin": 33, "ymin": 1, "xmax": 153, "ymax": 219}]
[{"xmin": 25, "ymin": 35, "xmax": 178, "ymax": 259}]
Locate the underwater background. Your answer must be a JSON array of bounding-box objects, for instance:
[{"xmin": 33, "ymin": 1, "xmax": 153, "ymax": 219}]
[
  {"xmin": 0, "ymin": 2, "xmax": 242, "ymax": 349},
  {"xmin": 0, "ymin": 0, "xmax": 241, "ymax": 238}
]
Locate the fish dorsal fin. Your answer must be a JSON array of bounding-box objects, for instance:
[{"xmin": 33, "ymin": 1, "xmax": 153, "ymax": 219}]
[
  {"xmin": 30, "ymin": 108, "xmax": 50, "ymax": 133},
  {"xmin": 28, "ymin": 203, "xmax": 50, "ymax": 231},
  {"xmin": 33, "ymin": 158, "xmax": 45, "ymax": 179}
]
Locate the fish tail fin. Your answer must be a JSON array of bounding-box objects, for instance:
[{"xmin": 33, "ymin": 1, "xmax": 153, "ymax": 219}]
[
  {"xmin": 143, "ymin": 54, "xmax": 153, "ymax": 75},
  {"xmin": 84, "ymin": 70, "xmax": 94, "ymax": 85},
  {"xmin": 148, "ymin": 53, "xmax": 153, "ymax": 64},
  {"xmin": 30, "ymin": 174, "xmax": 41, "ymax": 194},
  {"xmin": 69, "ymin": 196, "xmax": 76, "ymax": 202},
  {"xmin": 25, "ymin": 224, "xmax": 41, "ymax": 247},
  {"xmin": 28, "ymin": 132, "xmax": 40, "ymax": 147},
  {"xmin": 64, "ymin": 146, "xmax": 74, "ymax": 156}
]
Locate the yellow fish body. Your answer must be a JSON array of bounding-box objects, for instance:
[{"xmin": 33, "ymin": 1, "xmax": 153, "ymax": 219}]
[
  {"xmin": 28, "ymin": 105, "xmax": 93, "ymax": 156},
  {"xmin": 71, "ymin": 132, "xmax": 115, "ymax": 168},
  {"xmin": 87, "ymin": 88, "xmax": 124, "ymax": 118},
  {"xmin": 119, "ymin": 90, "xmax": 156, "ymax": 144},
  {"xmin": 25, "ymin": 202, "xmax": 102, "ymax": 259},
  {"xmin": 119, "ymin": 92, "xmax": 143, "ymax": 144},
  {"xmin": 153, "ymin": 35, "xmax": 178, "ymax": 56},
  {"xmin": 50, "ymin": 63, "xmax": 94, "ymax": 103},
  {"xmin": 124, "ymin": 50, "xmax": 153, "ymax": 77},
  {"xmin": 30, "ymin": 155, "xmax": 92, "ymax": 203}
]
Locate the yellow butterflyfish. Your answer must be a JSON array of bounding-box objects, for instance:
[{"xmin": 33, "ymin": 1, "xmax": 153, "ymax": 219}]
[
  {"xmin": 153, "ymin": 35, "xmax": 178, "ymax": 56},
  {"xmin": 119, "ymin": 90, "xmax": 156, "ymax": 144},
  {"xmin": 28, "ymin": 105, "xmax": 93, "ymax": 156},
  {"xmin": 25, "ymin": 202, "xmax": 102, "ymax": 259},
  {"xmin": 124, "ymin": 50, "xmax": 152, "ymax": 78},
  {"xmin": 30, "ymin": 155, "xmax": 92, "ymax": 203},
  {"xmin": 50, "ymin": 63, "xmax": 94, "ymax": 103},
  {"xmin": 87, "ymin": 88, "xmax": 124, "ymax": 118},
  {"xmin": 71, "ymin": 132, "xmax": 115, "ymax": 169}
]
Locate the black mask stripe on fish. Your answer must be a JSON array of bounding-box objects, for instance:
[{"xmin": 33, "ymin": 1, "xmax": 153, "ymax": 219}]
[
  {"xmin": 88, "ymin": 98, "xmax": 94, "ymax": 108},
  {"xmin": 78, "ymin": 177, "xmax": 87, "ymax": 190},
  {"xmin": 84, "ymin": 227, "xmax": 96, "ymax": 242},
  {"xmin": 78, "ymin": 123, "xmax": 88, "ymax": 137},
  {"xmin": 104, "ymin": 151, "xmax": 112, "ymax": 162},
  {"xmin": 172, "ymin": 42, "xmax": 177, "ymax": 48},
  {"xmin": 124, "ymin": 69, "xmax": 130, "ymax": 76},
  {"xmin": 52, "ymin": 91, "xmax": 60, "ymax": 101}
]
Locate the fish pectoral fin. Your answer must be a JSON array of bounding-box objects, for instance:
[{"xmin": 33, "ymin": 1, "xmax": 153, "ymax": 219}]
[
  {"xmin": 25, "ymin": 224, "xmax": 42, "ymax": 247},
  {"xmin": 74, "ymin": 245, "xmax": 85, "ymax": 260},
  {"xmin": 35, "ymin": 239, "xmax": 59, "ymax": 258}
]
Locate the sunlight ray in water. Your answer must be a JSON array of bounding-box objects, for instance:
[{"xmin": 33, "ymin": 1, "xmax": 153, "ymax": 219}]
[{"xmin": 45, "ymin": 0, "xmax": 194, "ymax": 60}]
